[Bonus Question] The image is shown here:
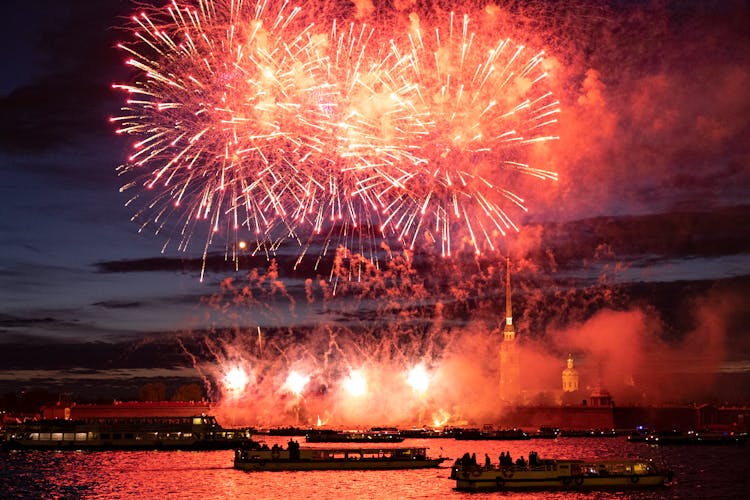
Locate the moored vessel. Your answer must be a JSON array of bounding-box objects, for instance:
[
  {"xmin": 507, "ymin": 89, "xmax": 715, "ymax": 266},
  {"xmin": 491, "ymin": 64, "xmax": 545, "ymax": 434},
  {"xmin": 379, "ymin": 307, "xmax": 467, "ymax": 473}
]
[
  {"xmin": 451, "ymin": 453, "xmax": 673, "ymax": 491},
  {"xmin": 304, "ymin": 429, "xmax": 404, "ymax": 443},
  {"xmin": 644, "ymin": 430, "xmax": 748, "ymax": 445},
  {"xmin": 3, "ymin": 415, "xmax": 256, "ymax": 451},
  {"xmin": 451, "ymin": 427, "xmax": 530, "ymax": 441}
]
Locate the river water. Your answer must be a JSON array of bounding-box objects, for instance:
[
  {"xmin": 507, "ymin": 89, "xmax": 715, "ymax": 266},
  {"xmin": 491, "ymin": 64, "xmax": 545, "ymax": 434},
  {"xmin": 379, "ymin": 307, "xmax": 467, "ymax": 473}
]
[{"xmin": 2, "ymin": 436, "xmax": 748, "ymax": 499}]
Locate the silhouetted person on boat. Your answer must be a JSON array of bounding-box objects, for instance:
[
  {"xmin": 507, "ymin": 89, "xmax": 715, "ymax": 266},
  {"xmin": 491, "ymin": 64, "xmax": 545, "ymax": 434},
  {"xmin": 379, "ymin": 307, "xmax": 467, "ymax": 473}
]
[
  {"xmin": 287, "ymin": 439, "xmax": 300, "ymax": 460},
  {"xmin": 461, "ymin": 452, "xmax": 471, "ymax": 465},
  {"xmin": 499, "ymin": 452, "xmax": 505, "ymax": 465},
  {"xmin": 516, "ymin": 456, "xmax": 526, "ymax": 468},
  {"xmin": 484, "ymin": 453, "xmax": 491, "ymax": 468},
  {"xmin": 471, "ymin": 453, "xmax": 477, "ymax": 465}
]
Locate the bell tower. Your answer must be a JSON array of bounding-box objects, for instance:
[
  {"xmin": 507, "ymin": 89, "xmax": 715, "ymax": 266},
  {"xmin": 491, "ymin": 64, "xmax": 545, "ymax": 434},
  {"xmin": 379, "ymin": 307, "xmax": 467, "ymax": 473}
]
[
  {"xmin": 499, "ymin": 257, "xmax": 521, "ymax": 404},
  {"xmin": 562, "ymin": 353, "xmax": 579, "ymax": 392}
]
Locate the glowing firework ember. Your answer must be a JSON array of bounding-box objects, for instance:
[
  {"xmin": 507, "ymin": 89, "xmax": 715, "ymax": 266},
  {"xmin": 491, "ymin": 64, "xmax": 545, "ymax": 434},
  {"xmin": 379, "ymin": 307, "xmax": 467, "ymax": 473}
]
[
  {"xmin": 112, "ymin": 0, "xmax": 560, "ymax": 268},
  {"xmin": 222, "ymin": 365, "xmax": 250, "ymax": 395},
  {"xmin": 282, "ymin": 370, "xmax": 311, "ymax": 396},
  {"xmin": 406, "ymin": 363, "xmax": 430, "ymax": 393},
  {"xmin": 383, "ymin": 12, "xmax": 560, "ymax": 256},
  {"xmin": 112, "ymin": 0, "xmax": 324, "ymax": 277},
  {"xmin": 343, "ymin": 369, "xmax": 367, "ymax": 397}
]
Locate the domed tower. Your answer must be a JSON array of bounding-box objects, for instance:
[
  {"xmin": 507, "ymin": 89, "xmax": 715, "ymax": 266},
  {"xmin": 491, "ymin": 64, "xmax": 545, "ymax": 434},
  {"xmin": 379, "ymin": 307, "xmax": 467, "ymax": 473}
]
[
  {"xmin": 562, "ymin": 353, "xmax": 579, "ymax": 392},
  {"xmin": 499, "ymin": 257, "xmax": 521, "ymax": 404}
]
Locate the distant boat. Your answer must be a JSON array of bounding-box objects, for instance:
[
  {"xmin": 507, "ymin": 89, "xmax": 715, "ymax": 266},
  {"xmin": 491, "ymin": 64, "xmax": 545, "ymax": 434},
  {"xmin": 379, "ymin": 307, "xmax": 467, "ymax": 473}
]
[
  {"xmin": 644, "ymin": 430, "xmax": 748, "ymax": 445},
  {"xmin": 451, "ymin": 427, "xmax": 530, "ymax": 440},
  {"xmin": 2, "ymin": 415, "xmax": 257, "ymax": 451},
  {"xmin": 559, "ymin": 429, "xmax": 618, "ymax": 438},
  {"xmin": 397, "ymin": 427, "xmax": 444, "ymax": 438},
  {"xmin": 234, "ymin": 446, "xmax": 446, "ymax": 471},
  {"xmin": 451, "ymin": 456, "xmax": 674, "ymax": 491},
  {"xmin": 304, "ymin": 429, "xmax": 404, "ymax": 443},
  {"xmin": 530, "ymin": 426, "xmax": 560, "ymax": 439}
]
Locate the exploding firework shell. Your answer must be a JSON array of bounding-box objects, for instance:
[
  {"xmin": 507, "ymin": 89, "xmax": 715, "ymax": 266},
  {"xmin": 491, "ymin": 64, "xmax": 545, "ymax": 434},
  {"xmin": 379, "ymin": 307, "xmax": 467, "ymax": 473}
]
[
  {"xmin": 112, "ymin": 2, "xmax": 560, "ymax": 267},
  {"xmin": 381, "ymin": 12, "xmax": 560, "ymax": 256},
  {"xmin": 112, "ymin": 0, "xmax": 323, "ymax": 259},
  {"xmin": 286, "ymin": 20, "xmax": 433, "ymax": 246}
]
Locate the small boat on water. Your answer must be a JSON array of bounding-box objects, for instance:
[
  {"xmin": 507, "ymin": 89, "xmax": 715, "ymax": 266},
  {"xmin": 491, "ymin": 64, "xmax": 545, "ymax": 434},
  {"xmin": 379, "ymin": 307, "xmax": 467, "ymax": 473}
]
[
  {"xmin": 234, "ymin": 444, "xmax": 446, "ymax": 471},
  {"xmin": 2, "ymin": 415, "xmax": 257, "ymax": 451},
  {"xmin": 449, "ymin": 427, "xmax": 530, "ymax": 441},
  {"xmin": 451, "ymin": 454, "xmax": 673, "ymax": 491},
  {"xmin": 304, "ymin": 429, "xmax": 404, "ymax": 443},
  {"xmin": 530, "ymin": 426, "xmax": 560, "ymax": 439},
  {"xmin": 644, "ymin": 430, "xmax": 748, "ymax": 445}
]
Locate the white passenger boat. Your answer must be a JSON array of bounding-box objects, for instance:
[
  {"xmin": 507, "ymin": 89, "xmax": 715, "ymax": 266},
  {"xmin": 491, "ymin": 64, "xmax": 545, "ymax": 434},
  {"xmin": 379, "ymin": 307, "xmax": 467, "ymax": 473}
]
[
  {"xmin": 451, "ymin": 455, "xmax": 673, "ymax": 491},
  {"xmin": 3, "ymin": 415, "xmax": 255, "ymax": 451},
  {"xmin": 234, "ymin": 445, "xmax": 445, "ymax": 471}
]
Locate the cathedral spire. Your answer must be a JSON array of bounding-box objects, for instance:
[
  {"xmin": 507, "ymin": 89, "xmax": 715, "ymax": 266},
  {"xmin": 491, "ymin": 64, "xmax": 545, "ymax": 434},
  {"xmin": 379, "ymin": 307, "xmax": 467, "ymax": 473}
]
[
  {"xmin": 503, "ymin": 257, "xmax": 515, "ymax": 340},
  {"xmin": 499, "ymin": 256, "xmax": 520, "ymax": 404}
]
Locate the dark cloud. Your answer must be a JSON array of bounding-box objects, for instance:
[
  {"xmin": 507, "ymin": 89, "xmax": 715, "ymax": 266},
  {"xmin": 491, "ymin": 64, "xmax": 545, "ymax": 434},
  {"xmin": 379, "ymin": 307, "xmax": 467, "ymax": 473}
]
[
  {"xmin": 92, "ymin": 300, "xmax": 143, "ymax": 309},
  {"xmin": 94, "ymin": 206, "xmax": 750, "ymax": 279},
  {"xmin": 0, "ymin": 78, "xmax": 114, "ymax": 152},
  {"xmin": 0, "ymin": 336, "xmax": 196, "ymax": 371},
  {"xmin": 535, "ymin": 205, "xmax": 750, "ymax": 269},
  {"xmin": 547, "ymin": 0, "xmax": 750, "ymax": 219},
  {"xmin": 0, "ymin": 1, "xmax": 128, "ymax": 152}
]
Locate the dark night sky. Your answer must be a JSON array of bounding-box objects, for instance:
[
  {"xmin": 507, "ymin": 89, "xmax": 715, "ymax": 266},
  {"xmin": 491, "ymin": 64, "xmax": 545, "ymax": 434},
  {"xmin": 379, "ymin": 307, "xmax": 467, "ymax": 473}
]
[{"xmin": 1, "ymin": 0, "xmax": 749, "ymax": 403}]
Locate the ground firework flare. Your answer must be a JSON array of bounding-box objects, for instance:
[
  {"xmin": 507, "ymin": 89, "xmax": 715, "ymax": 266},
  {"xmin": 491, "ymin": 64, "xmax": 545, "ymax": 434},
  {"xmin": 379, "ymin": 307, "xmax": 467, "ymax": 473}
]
[{"xmin": 112, "ymin": 0, "xmax": 560, "ymax": 273}]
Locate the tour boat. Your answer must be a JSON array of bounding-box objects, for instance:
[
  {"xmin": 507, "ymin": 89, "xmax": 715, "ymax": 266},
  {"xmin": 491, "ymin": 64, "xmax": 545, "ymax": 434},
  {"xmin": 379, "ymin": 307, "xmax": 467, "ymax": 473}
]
[
  {"xmin": 3, "ymin": 415, "xmax": 257, "ymax": 451},
  {"xmin": 451, "ymin": 455, "xmax": 673, "ymax": 491},
  {"xmin": 234, "ymin": 445, "xmax": 446, "ymax": 471},
  {"xmin": 304, "ymin": 429, "xmax": 404, "ymax": 443}
]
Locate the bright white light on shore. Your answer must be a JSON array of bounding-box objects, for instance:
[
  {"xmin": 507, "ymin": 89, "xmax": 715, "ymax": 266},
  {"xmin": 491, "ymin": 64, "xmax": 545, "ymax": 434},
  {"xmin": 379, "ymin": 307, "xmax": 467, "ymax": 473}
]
[
  {"xmin": 343, "ymin": 369, "xmax": 367, "ymax": 397},
  {"xmin": 407, "ymin": 364, "xmax": 430, "ymax": 393},
  {"xmin": 432, "ymin": 408, "xmax": 451, "ymax": 427},
  {"xmin": 223, "ymin": 366, "xmax": 249, "ymax": 393},
  {"xmin": 283, "ymin": 370, "xmax": 310, "ymax": 396}
]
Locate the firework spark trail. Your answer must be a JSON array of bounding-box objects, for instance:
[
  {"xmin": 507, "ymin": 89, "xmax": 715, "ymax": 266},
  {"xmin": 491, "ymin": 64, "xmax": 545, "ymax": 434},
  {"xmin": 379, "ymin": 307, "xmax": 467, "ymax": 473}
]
[
  {"xmin": 113, "ymin": 0, "xmax": 328, "ymax": 279},
  {"xmin": 282, "ymin": 18, "xmax": 436, "ymax": 269},
  {"xmin": 194, "ymin": 252, "xmax": 457, "ymax": 426},
  {"xmin": 378, "ymin": 11, "xmax": 560, "ymax": 257},
  {"xmin": 112, "ymin": 0, "xmax": 560, "ymax": 271}
]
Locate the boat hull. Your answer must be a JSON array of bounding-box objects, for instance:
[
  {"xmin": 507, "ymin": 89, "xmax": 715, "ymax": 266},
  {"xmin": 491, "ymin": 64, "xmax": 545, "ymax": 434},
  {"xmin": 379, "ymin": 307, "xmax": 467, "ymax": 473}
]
[
  {"xmin": 3, "ymin": 415, "xmax": 256, "ymax": 451},
  {"xmin": 5, "ymin": 438, "xmax": 251, "ymax": 451},
  {"xmin": 452, "ymin": 458, "xmax": 672, "ymax": 491},
  {"xmin": 235, "ymin": 458, "xmax": 445, "ymax": 471},
  {"xmin": 235, "ymin": 447, "xmax": 445, "ymax": 471},
  {"xmin": 455, "ymin": 472, "xmax": 668, "ymax": 491}
]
